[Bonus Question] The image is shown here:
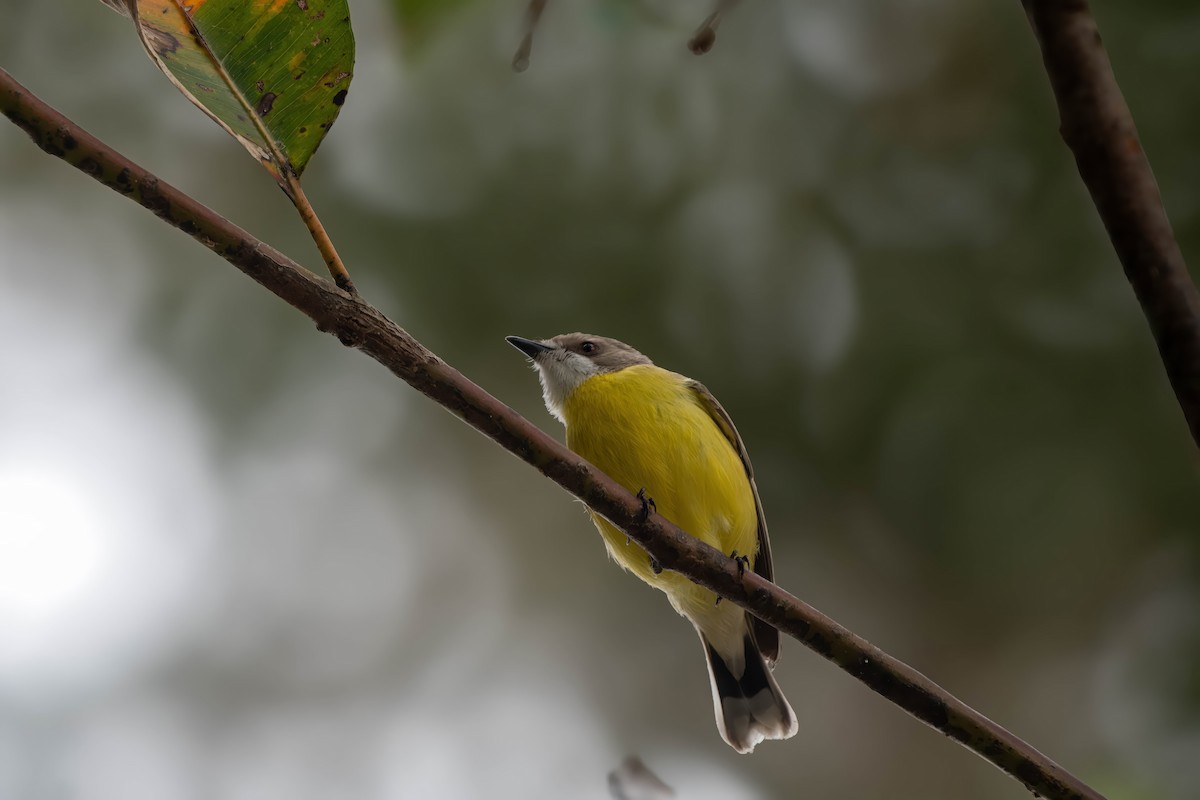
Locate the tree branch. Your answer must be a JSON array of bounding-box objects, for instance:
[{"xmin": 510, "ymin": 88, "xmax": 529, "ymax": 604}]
[
  {"xmin": 1024, "ymin": 0, "xmax": 1200, "ymax": 448},
  {"xmin": 0, "ymin": 67, "xmax": 1103, "ymax": 800}
]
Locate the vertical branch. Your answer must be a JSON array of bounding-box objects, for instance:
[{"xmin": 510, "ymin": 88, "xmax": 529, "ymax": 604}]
[{"xmin": 1023, "ymin": 0, "xmax": 1200, "ymax": 448}]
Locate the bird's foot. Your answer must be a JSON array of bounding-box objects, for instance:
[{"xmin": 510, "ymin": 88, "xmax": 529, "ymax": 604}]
[
  {"xmin": 637, "ymin": 489, "xmax": 660, "ymax": 570},
  {"xmin": 635, "ymin": 487, "xmax": 656, "ymax": 523},
  {"xmin": 715, "ymin": 550, "xmax": 750, "ymax": 604}
]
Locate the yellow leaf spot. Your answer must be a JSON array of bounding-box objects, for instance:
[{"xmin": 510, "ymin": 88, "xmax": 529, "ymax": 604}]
[
  {"xmin": 250, "ymin": 0, "xmax": 291, "ymax": 13},
  {"xmin": 135, "ymin": 0, "xmax": 186, "ymax": 27}
]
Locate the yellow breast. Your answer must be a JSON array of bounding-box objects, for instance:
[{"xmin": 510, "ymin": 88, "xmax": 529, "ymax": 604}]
[{"xmin": 561, "ymin": 365, "xmax": 758, "ymax": 597}]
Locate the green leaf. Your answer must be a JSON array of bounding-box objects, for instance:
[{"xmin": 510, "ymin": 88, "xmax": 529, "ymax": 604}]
[{"xmin": 114, "ymin": 0, "xmax": 354, "ymax": 181}]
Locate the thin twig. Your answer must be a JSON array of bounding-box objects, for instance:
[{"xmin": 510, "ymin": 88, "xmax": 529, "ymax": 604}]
[
  {"xmin": 512, "ymin": 0, "xmax": 548, "ymax": 73},
  {"xmin": 688, "ymin": 0, "xmax": 741, "ymax": 55},
  {"xmin": 0, "ymin": 67, "xmax": 1103, "ymax": 800},
  {"xmin": 1024, "ymin": 0, "xmax": 1200, "ymax": 448},
  {"xmin": 608, "ymin": 756, "xmax": 675, "ymax": 800}
]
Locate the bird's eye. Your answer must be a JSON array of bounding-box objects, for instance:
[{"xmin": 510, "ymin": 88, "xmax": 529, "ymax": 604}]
[{"xmin": 580, "ymin": 341, "xmax": 596, "ymax": 354}]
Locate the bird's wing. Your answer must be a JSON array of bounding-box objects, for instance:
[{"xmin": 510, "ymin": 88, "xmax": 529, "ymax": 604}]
[{"xmin": 685, "ymin": 379, "xmax": 780, "ymax": 664}]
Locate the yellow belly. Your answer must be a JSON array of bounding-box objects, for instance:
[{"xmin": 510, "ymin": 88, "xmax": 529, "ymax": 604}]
[{"xmin": 562, "ymin": 365, "xmax": 758, "ymax": 625}]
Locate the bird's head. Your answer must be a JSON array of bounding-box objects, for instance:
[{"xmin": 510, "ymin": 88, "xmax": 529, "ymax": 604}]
[{"xmin": 506, "ymin": 333, "xmax": 652, "ymax": 422}]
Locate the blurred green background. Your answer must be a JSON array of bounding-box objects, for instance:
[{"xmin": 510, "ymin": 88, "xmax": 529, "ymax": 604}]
[{"xmin": 1, "ymin": 0, "xmax": 1198, "ymax": 798}]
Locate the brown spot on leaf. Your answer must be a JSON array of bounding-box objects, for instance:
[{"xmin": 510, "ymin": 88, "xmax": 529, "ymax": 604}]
[
  {"xmin": 195, "ymin": 82, "xmax": 214, "ymax": 93},
  {"xmin": 315, "ymin": 10, "xmax": 324, "ymax": 19},
  {"xmin": 312, "ymin": 35, "xmax": 321, "ymax": 46},
  {"xmin": 332, "ymin": 89, "xmax": 347, "ymax": 106},
  {"xmin": 293, "ymin": 70, "xmax": 306, "ymax": 81},
  {"xmin": 256, "ymin": 79, "xmax": 264, "ymax": 93},
  {"xmin": 299, "ymin": 126, "xmax": 307, "ymax": 133},
  {"xmin": 256, "ymin": 92, "xmax": 278, "ymax": 116},
  {"xmin": 144, "ymin": 26, "xmax": 181, "ymax": 56},
  {"xmin": 295, "ymin": 0, "xmax": 308, "ymax": 8}
]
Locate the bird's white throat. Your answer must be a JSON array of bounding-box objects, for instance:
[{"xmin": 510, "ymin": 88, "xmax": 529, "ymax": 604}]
[{"xmin": 534, "ymin": 349, "xmax": 601, "ymax": 423}]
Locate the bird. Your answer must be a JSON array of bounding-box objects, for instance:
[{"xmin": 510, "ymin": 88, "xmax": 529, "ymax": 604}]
[{"xmin": 506, "ymin": 332, "xmax": 797, "ymax": 753}]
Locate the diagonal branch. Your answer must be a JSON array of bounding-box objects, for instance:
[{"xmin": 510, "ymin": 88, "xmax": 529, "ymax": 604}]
[
  {"xmin": 1024, "ymin": 0, "xmax": 1200, "ymax": 448},
  {"xmin": 0, "ymin": 67, "xmax": 1103, "ymax": 800}
]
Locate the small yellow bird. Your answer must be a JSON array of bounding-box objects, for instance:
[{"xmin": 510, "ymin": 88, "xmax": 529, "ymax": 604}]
[{"xmin": 507, "ymin": 333, "xmax": 797, "ymax": 753}]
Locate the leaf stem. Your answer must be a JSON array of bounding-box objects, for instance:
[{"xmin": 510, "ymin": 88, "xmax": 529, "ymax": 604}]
[{"xmin": 285, "ymin": 174, "xmax": 356, "ymax": 294}]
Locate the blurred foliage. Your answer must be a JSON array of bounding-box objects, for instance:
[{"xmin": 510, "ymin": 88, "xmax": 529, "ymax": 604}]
[
  {"xmin": 1, "ymin": 0, "xmax": 1199, "ymax": 799},
  {"xmin": 391, "ymin": 0, "xmax": 476, "ymax": 56}
]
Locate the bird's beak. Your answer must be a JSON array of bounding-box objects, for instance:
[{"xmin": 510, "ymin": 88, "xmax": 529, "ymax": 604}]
[{"xmin": 505, "ymin": 335, "xmax": 555, "ymax": 360}]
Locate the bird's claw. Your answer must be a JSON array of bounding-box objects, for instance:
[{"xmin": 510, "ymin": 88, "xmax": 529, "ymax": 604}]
[
  {"xmin": 715, "ymin": 551, "xmax": 750, "ymax": 604},
  {"xmin": 635, "ymin": 487, "xmax": 656, "ymax": 523},
  {"xmin": 636, "ymin": 488, "xmax": 660, "ymax": 571}
]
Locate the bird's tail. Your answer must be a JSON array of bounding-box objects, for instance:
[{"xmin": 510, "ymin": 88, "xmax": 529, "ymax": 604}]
[{"xmin": 701, "ymin": 627, "xmax": 798, "ymax": 754}]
